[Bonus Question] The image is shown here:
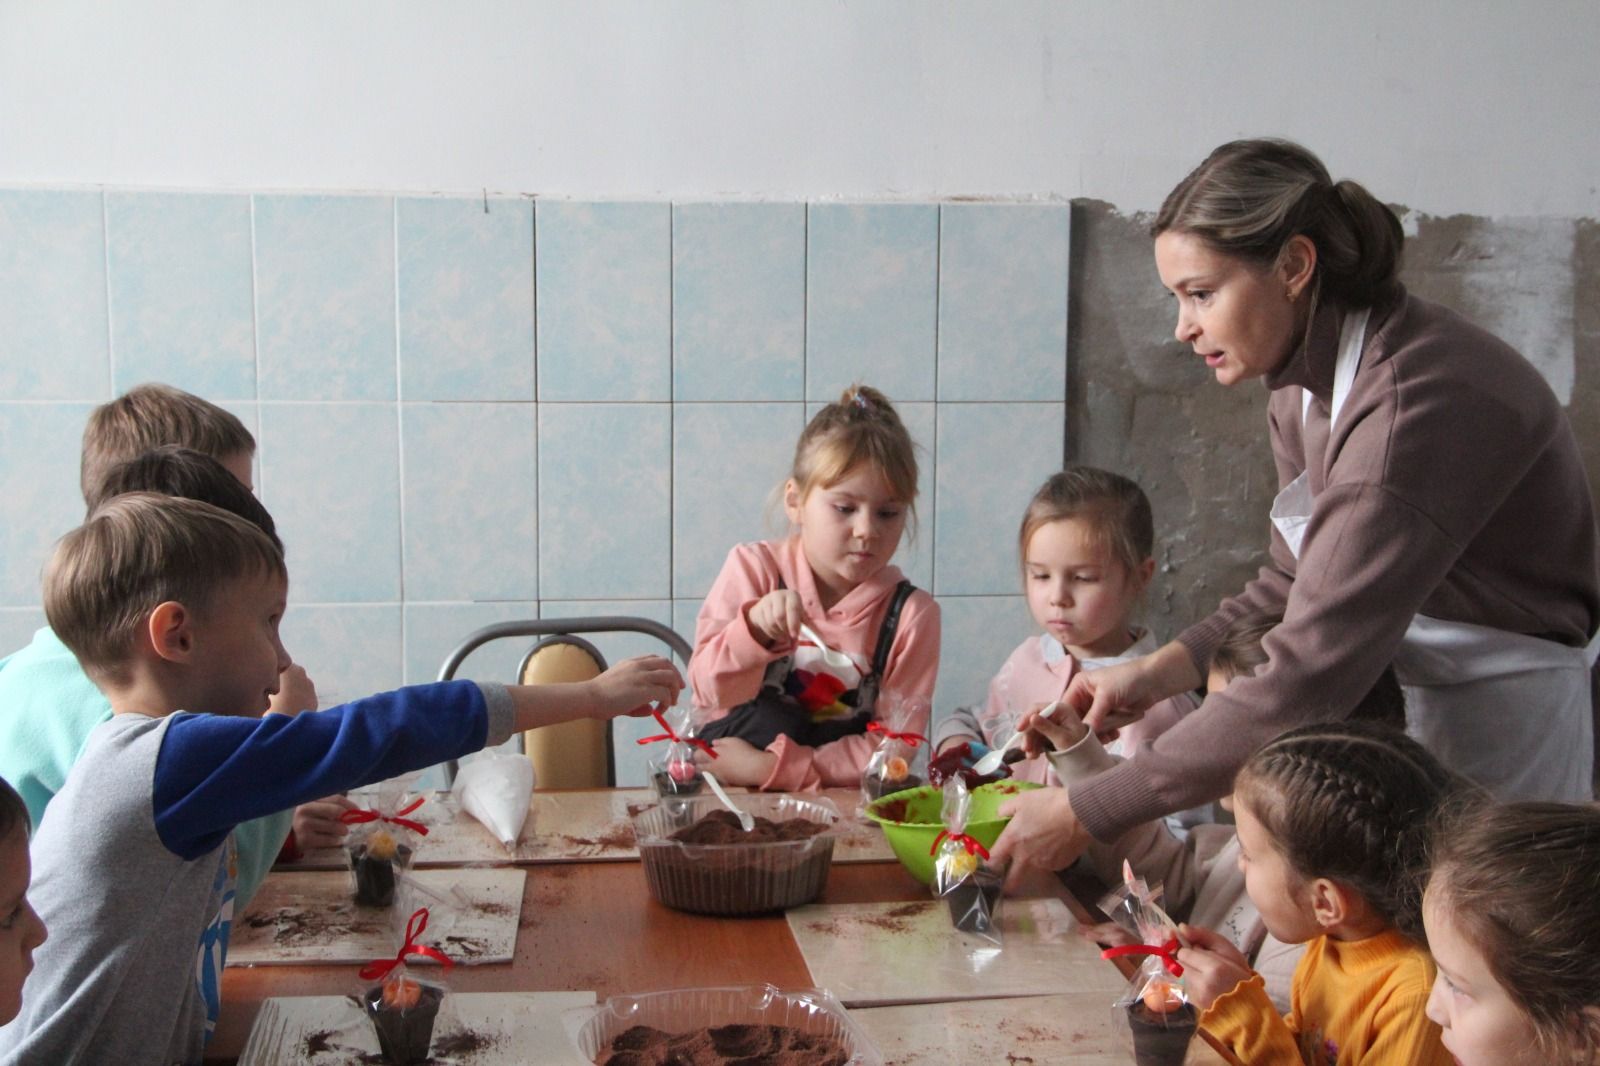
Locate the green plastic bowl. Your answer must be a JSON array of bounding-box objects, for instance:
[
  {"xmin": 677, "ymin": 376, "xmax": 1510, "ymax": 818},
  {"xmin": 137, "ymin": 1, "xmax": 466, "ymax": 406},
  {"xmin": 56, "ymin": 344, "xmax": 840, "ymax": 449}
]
[{"xmin": 862, "ymin": 780, "xmax": 1042, "ymax": 884}]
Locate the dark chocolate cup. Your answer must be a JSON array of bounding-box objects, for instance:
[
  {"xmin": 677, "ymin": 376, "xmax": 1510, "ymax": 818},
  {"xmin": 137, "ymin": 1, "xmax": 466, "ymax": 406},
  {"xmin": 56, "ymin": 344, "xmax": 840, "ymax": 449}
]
[
  {"xmin": 944, "ymin": 866, "xmax": 1003, "ymax": 935},
  {"xmin": 1126, "ymin": 1000, "xmax": 1197, "ymax": 1066},
  {"xmin": 864, "ymin": 772, "xmax": 925, "ymax": 800},
  {"xmin": 363, "ymin": 983, "xmax": 443, "ymax": 1065},
  {"xmin": 651, "ymin": 769, "xmax": 704, "ymax": 797},
  {"xmin": 349, "ymin": 843, "xmax": 413, "ymax": 907}
]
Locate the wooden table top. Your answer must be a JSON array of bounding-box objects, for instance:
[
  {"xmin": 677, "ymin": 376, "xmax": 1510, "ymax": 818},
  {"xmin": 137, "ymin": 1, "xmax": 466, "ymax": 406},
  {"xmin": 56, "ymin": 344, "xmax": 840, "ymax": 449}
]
[{"xmin": 210, "ymin": 798, "xmax": 1228, "ymax": 1064}]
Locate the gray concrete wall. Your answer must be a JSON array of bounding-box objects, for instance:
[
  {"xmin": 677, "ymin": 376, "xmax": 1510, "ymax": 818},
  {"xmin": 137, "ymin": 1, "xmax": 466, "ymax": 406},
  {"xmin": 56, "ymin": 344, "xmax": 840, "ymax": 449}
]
[{"xmin": 1068, "ymin": 201, "xmax": 1600, "ymax": 644}]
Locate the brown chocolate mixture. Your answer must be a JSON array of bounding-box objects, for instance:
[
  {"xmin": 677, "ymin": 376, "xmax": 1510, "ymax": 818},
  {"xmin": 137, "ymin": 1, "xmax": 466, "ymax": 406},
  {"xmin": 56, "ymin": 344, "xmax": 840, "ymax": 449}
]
[
  {"xmin": 669, "ymin": 809, "xmax": 827, "ymax": 845},
  {"xmin": 599, "ymin": 1023, "xmax": 849, "ymax": 1066}
]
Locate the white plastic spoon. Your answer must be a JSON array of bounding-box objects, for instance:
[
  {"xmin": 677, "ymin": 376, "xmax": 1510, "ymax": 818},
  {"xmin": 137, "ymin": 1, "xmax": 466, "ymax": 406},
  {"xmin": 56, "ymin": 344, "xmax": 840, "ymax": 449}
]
[
  {"xmin": 797, "ymin": 623, "xmax": 855, "ymax": 672},
  {"xmin": 702, "ymin": 771, "xmax": 755, "ymax": 832},
  {"xmin": 971, "ymin": 703, "xmax": 1061, "ymax": 777}
]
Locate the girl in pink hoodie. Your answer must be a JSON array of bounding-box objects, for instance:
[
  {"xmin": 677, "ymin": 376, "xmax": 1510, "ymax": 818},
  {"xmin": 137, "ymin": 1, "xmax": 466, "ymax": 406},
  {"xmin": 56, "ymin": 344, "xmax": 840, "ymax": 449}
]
[{"xmin": 689, "ymin": 385, "xmax": 941, "ymax": 792}]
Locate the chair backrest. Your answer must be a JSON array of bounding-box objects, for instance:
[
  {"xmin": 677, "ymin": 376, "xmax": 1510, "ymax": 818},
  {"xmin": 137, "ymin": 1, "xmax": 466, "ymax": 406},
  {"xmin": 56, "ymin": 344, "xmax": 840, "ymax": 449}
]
[
  {"xmin": 518, "ymin": 635, "xmax": 612, "ymax": 789},
  {"xmin": 436, "ymin": 616, "xmax": 693, "ymax": 786}
]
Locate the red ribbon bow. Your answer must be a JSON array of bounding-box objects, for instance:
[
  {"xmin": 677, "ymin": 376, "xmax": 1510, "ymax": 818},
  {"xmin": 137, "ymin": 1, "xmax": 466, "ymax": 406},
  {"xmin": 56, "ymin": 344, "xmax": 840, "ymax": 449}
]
[
  {"xmin": 636, "ymin": 709, "xmax": 717, "ymax": 759},
  {"xmin": 930, "ymin": 829, "xmax": 991, "ymax": 859},
  {"xmin": 1101, "ymin": 937, "xmax": 1185, "ymax": 977},
  {"xmin": 358, "ymin": 907, "xmax": 456, "ymax": 981},
  {"xmin": 867, "ymin": 722, "xmax": 927, "ymax": 747},
  {"xmin": 340, "ymin": 795, "xmax": 430, "ymax": 836}
]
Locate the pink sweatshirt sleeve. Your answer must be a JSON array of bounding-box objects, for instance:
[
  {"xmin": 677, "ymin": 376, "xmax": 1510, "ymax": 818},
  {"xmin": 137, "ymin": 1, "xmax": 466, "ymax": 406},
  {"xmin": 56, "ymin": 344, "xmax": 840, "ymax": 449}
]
[
  {"xmin": 761, "ymin": 592, "xmax": 941, "ymax": 791},
  {"xmin": 688, "ymin": 544, "xmax": 793, "ymax": 714}
]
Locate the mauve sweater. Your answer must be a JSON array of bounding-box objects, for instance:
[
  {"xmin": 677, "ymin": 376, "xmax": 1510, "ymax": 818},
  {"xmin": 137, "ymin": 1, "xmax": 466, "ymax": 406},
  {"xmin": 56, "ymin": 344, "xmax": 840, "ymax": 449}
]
[{"xmin": 1072, "ymin": 285, "xmax": 1600, "ymax": 842}]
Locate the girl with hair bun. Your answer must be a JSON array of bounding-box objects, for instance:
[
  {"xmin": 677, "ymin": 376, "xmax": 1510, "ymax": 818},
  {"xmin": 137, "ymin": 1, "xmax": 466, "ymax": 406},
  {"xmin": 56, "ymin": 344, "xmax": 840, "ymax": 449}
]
[
  {"xmin": 994, "ymin": 138, "xmax": 1599, "ymax": 881},
  {"xmin": 688, "ymin": 385, "xmax": 941, "ymax": 790}
]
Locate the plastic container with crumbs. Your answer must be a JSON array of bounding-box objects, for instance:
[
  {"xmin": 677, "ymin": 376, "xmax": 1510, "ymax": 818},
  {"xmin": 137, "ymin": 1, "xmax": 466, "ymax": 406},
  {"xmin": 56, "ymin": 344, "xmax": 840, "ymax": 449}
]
[
  {"xmin": 570, "ymin": 984, "xmax": 883, "ymax": 1065},
  {"xmin": 630, "ymin": 793, "xmax": 842, "ymax": 916}
]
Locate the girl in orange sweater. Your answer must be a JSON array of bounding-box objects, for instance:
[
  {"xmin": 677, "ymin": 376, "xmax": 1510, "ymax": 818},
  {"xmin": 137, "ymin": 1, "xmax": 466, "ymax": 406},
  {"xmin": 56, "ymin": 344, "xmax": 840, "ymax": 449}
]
[{"xmin": 1178, "ymin": 722, "xmax": 1458, "ymax": 1064}]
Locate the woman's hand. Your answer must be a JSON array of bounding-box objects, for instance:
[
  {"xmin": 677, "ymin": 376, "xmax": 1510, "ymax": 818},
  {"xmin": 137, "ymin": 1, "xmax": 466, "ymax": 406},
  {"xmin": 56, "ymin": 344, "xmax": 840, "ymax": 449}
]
[
  {"xmin": 1175, "ymin": 923, "xmax": 1255, "ymax": 1010},
  {"xmin": 1017, "ymin": 702, "xmax": 1088, "ymax": 756},
  {"xmin": 987, "ymin": 787, "xmax": 1092, "ymax": 889},
  {"xmin": 701, "ymin": 736, "xmax": 778, "ymax": 787},
  {"xmin": 745, "ymin": 590, "xmax": 803, "ymax": 648},
  {"xmin": 1063, "ymin": 642, "xmax": 1202, "ymax": 734}
]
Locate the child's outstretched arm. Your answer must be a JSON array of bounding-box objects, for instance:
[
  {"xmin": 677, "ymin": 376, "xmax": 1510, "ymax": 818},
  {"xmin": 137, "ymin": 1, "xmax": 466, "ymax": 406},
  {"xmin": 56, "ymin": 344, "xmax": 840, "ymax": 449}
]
[{"xmin": 149, "ymin": 656, "xmax": 682, "ymax": 860}]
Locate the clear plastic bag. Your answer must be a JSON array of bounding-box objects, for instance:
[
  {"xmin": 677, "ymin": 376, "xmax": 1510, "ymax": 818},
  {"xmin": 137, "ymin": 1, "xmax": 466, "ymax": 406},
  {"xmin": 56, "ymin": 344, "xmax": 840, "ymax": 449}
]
[
  {"xmin": 355, "ymin": 907, "xmax": 456, "ymax": 1066},
  {"xmin": 1100, "ymin": 862, "xmax": 1198, "ymax": 1066},
  {"xmin": 859, "ymin": 694, "xmax": 930, "ymax": 805},
  {"xmin": 452, "ymin": 749, "xmax": 534, "ymax": 847},
  {"xmin": 930, "ymin": 778, "xmax": 1006, "ymax": 946},
  {"xmin": 638, "ymin": 705, "xmax": 708, "ymax": 797},
  {"xmin": 341, "ymin": 778, "xmax": 429, "ymax": 908}
]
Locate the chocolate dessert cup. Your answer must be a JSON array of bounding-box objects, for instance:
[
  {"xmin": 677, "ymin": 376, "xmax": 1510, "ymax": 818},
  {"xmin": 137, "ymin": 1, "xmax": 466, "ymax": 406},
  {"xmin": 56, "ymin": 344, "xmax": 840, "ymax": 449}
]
[
  {"xmin": 863, "ymin": 770, "xmax": 924, "ymax": 800},
  {"xmin": 943, "ymin": 863, "xmax": 1003, "ymax": 936},
  {"xmin": 1125, "ymin": 1000, "xmax": 1197, "ymax": 1066},
  {"xmin": 349, "ymin": 842, "xmax": 413, "ymax": 908},
  {"xmin": 363, "ymin": 982, "xmax": 443, "ymax": 1065}
]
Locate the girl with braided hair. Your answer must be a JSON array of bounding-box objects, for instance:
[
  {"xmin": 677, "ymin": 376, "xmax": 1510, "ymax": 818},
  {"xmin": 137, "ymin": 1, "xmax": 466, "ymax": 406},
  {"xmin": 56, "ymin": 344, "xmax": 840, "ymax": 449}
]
[{"xmin": 1177, "ymin": 721, "xmax": 1460, "ymax": 1064}]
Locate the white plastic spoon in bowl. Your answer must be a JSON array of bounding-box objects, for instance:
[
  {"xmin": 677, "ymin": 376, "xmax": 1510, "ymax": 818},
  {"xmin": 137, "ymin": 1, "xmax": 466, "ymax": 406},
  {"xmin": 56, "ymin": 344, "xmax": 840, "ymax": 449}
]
[
  {"xmin": 702, "ymin": 771, "xmax": 755, "ymax": 832},
  {"xmin": 971, "ymin": 703, "xmax": 1061, "ymax": 777}
]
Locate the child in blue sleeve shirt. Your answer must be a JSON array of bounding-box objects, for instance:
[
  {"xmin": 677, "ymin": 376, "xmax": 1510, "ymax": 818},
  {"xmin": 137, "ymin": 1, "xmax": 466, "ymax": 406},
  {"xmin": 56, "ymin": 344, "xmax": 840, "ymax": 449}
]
[{"xmin": 0, "ymin": 494, "xmax": 682, "ymax": 1065}]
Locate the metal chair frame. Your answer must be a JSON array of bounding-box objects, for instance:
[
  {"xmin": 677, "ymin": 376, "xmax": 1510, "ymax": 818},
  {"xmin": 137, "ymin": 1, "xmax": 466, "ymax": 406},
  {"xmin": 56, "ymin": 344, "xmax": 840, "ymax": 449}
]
[{"xmin": 436, "ymin": 616, "xmax": 693, "ymax": 784}]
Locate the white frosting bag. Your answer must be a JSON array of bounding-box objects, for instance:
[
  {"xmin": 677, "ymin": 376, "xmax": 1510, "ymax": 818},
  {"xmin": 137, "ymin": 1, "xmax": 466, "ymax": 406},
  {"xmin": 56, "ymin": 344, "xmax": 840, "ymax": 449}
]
[{"xmin": 452, "ymin": 751, "xmax": 535, "ymax": 847}]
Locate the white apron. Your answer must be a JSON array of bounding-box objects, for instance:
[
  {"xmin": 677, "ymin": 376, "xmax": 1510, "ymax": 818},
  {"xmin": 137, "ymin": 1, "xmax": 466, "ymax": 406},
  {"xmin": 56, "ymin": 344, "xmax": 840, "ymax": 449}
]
[{"xmin": 1269, "ymin": 310, "xmax": 1597, "ymax": 801}]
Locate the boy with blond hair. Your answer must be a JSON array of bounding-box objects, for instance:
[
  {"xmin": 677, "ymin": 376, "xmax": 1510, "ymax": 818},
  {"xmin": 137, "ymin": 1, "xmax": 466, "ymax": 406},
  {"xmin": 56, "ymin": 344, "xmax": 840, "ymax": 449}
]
[
  {"xmin": 0, "ymin": 385, "xmax": 318, "ymax": 908},
  {"xmin": 0, "ymin": 494, "xmax": 683, "ymax": 1063}
]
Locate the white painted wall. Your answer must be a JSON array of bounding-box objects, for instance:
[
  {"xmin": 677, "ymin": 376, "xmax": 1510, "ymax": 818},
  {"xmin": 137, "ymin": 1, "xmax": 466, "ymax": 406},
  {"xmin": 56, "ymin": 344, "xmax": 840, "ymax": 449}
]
[{"xmin": 2, "ymin": 1, "xmax": 1596, "ymax": 215}]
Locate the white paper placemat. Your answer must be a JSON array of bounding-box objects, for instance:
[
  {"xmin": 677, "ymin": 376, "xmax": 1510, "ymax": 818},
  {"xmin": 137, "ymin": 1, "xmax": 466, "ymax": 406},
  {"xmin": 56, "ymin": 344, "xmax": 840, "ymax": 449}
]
[
  {"xmin": 239, "ymin": 990, "xmax": 595, "ymax": 1065},
  {"xmin": 786, "ymin": 898, "xmax": 1124, "ymax": 1006},
  {"xmin": 229, "ymin": 868, "xmax": 525, "ymax": 966}
]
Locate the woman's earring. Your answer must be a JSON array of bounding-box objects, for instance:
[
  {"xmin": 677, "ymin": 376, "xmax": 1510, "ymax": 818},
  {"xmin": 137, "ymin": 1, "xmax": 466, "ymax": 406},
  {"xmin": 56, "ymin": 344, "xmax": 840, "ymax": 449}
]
[{"xmin": 1286, "ymin": 287, "xmax": 1297, "ymax": 302}]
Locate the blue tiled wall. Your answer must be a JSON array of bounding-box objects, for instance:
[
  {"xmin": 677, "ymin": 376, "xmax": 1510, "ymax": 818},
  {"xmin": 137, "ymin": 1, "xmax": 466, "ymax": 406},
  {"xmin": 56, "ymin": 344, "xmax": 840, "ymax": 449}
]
[{"xmin": 0, "ymin": 190, "xmax": 1067, "ymax": 784}]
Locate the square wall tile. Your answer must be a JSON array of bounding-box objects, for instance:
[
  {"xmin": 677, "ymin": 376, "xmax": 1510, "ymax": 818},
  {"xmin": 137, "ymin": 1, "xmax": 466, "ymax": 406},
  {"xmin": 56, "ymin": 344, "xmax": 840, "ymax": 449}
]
[
  {"xmin": 539, "ymin": 600, "xmax": 679, "ymax": 787},
  {"xmin": 535, "ymin": 202, "xmax": 670, "ymax": 402},
  {"xmin": 0, "ymin": 404, "xmax": 96, "ymax": 605},
  {"xmin": 255, "ymin": 195, "xmax": 396, "ymax": 401},
  {"xmin": 397, "ymin": 197, "xmax": 534, "ymax": 401},
  {"xmin": 538, "ymin": 403, "xmax": 670, "ymax": 599},
  {"xmin": 401, "ymin": 403, "xmax": 537, "ymax": 601},
  {"xmin": 0, "ymin": 191, "xmax": 108, "ymax": 401},
  {"xmin": 106, "ymin": 192, "xmax": 256, "ymax": 399},
  {"xmin": 673, "ymin": 598, "xmax": 706, "ymax": 660},
  {"xmin": 259, "ymin": 403, "xmax": 401, "ymax": 603},
  {"xmin": 0, "ymin": 608, "xmax": 47, "ymax": 657},
  {"xmin": 403, "ymin": 601, "xmax": 543, "ymax": 687},
  {"xmin": 804, "ymin": 400, "xmax": 935, "ymax": 590},
  {"xmin": 934, "ymin": 402, "xmax": 1065, "ymax": 595},
  {"xmin": 280, "ymin": 605, "xmax": 403, "ymax": 707},
  {"xmin": 672, "ymin": 402, "xmax": 803, "ymax": 598},
  {"xmin": 673, "ymin": 203, "xmax": 805, "ymax": 401},
  {"xmin": 938, "ymin": 205, "xmax": 1070, "ymax": 401},
  {"xmin": 806, "ymin": 204, "xmax": 938, "ymax": 402},
  {"xmin": 932, "ymin": 595, "xmax": 1036, "ymax": 723},
  {"xmin": 217, "ymin": 401, "xmax": 260, "ymax": 489}
]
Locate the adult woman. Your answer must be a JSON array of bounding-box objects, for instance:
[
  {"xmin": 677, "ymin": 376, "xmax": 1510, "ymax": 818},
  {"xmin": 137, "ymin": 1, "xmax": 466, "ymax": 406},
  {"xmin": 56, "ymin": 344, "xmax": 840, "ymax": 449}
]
[{"xmin": 991, "ymin": 139, "xmax": 1599, "ymax": 876}]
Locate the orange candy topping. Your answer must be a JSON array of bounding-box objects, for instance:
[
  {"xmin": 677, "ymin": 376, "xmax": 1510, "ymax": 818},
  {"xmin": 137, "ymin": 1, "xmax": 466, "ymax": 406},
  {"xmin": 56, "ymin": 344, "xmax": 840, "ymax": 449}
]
[
  {"xmin": 884, "ymin": 756, "xmax": 910, "ymax": 781},
  {"xmin": 382, "ymin": 975, "xmax": 422, "ymax": 1009},
  {"xmin": 1142, "ymin": 980, "xmax": 1184, "ymax": 1014}
]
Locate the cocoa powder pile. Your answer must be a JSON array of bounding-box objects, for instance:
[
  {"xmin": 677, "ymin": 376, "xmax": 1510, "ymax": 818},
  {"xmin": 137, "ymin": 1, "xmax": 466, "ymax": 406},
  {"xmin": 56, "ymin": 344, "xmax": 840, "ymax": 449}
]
[
  {"xmin": 668, "ymin": 809, "xmax": 827, "ymax": 845},
  {"xmin": 598, "ymin": 1023, "xmax": 850, "ymax": 1066}
]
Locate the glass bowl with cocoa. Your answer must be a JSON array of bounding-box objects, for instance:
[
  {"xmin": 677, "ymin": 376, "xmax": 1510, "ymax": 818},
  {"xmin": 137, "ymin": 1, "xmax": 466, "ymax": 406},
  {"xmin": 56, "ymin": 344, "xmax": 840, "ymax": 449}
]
[
  {"xmin": 570, "ymin": 984, "xmax": 883, "ymax": 1066},
  {"xmin": 630, "ymin": 794, "xmax": 843, "ymax": 916}
]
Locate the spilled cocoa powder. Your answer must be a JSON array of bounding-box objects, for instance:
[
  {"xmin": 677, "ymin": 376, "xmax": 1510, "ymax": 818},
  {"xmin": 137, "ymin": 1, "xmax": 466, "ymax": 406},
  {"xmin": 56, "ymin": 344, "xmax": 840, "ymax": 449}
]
[
  {"xmin": 245, "ymin": 907, "xmax": 385, "ymax": 948},
  {"xmin": 432, "ymin": 1028, "xmax": 496, "ymax": 1055},
  {"xmin": 562, "ymin": 823, "xmax": 637, "ymax": 850},
  {"xmin": 598, "ymin": 1023, "xmax": 849, "ymax": 1066}
]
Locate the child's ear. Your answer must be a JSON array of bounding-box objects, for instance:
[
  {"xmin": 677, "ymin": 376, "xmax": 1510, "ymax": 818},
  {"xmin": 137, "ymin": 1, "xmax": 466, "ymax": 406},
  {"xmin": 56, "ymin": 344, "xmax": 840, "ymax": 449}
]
[
  {"xmin": 1306, "ymin": 877, "xmax": 1349, "ymax": 930},
  {"xmin": 1135, "ymin": 556, "xmax": 1156, "ymax": 589},
  {"xmin": 782, "ymin": 479, "xmax": 803, "ymax": 525},
  {"xmin": 147, "ymin": 601, "xmax": 195, "ymax": 664}
]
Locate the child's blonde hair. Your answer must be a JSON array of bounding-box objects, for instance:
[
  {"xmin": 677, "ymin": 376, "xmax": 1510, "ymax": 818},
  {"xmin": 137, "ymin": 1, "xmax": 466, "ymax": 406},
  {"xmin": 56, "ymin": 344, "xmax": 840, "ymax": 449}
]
[
  {"xmin": 1427, "ymin": 801, "xmax": 1600, "ymax": 1061},
  {"xmin": 80, "ymin": 383, "xmax": 255, "ymax": 506},
  {"xmin": 43, "ymin": 493, "xmax": 286, "ymax": 686},
  {"xmin": 1017, "ymin": 467, "xmax": 1153, "ymax": 580},
  {"xmin": 788, "ymin": 384, "xmax": 919, "ymax": 524},
  {"xmin": 1234, "ymin": 721, "xmax": 1459, "ymax": 943}
]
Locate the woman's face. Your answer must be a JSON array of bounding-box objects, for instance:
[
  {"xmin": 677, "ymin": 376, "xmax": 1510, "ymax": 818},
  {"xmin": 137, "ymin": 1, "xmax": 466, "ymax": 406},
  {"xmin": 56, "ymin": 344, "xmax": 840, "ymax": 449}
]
[{"xmin": 1155, "ymin": 230, "xmax": 1304, "ymax": 386}]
